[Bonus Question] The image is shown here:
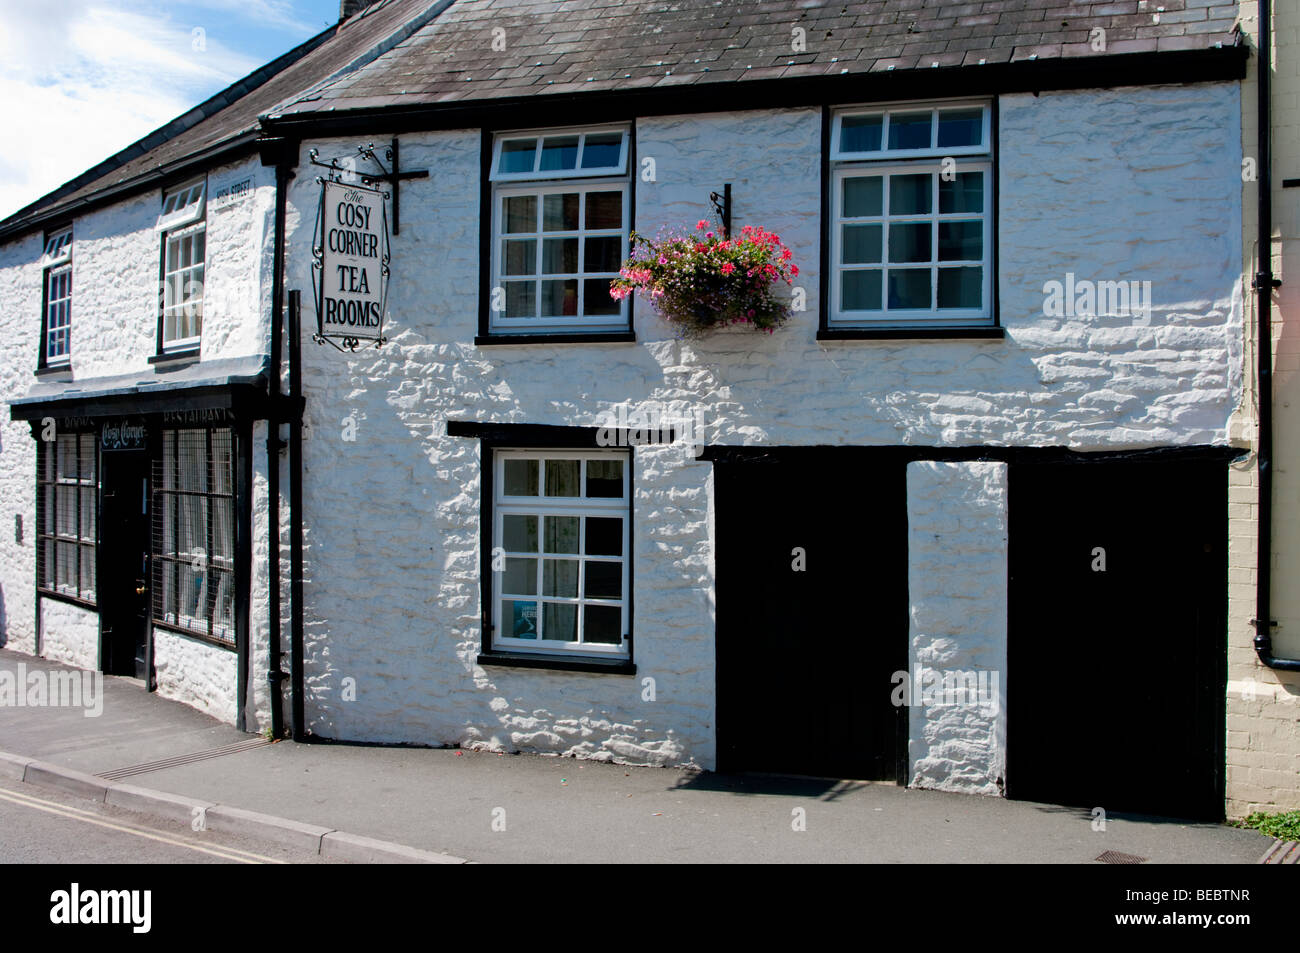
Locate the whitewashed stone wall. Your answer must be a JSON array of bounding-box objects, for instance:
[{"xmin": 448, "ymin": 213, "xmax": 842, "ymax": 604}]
[
  {"xmin": 153, "ymin": 627, "xmax": 237, "ymax": 724},
  {"xmin": 39, "ymin": 599, "xmax": 99, "ymax": 671},
  {"xmin": 0, "ymin": 154, "xmax": 276, "ymax": 729},
  {"xmin": 0, "ymin": 228, "xmax": 42, "ymax": 656},
  {"xmin": 282, "ymin": 81, "xmax": 1242, "ymax": 771},
  {"xmin": 905, "ymin": 461, "xmax": 1009, "ymax": 795}
]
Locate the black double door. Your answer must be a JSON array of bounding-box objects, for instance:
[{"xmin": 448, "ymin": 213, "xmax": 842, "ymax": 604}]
[
  {"xmin": 99, "ymin": 449, "xmax": 151, "ymax": 679},
  {"xmin": 1007, "ymin": 458, "xmax": 1228, "ymax": 821},
  {"xmin": 714, "ymin": 452, "xmax": 907, "ymax": 780}
]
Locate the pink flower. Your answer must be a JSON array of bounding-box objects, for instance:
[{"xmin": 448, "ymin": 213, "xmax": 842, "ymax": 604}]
[
  {"xmin": 790, "ymin": 264, "xmax": 799, "ymax": 277},
  {"xmin": 721, "ymin": 262, "xmax": 735, "ymax": 275},
  {"xmin": 697, "ymin": 219, "xmax": 709, "ymax": 230},
  {"xmin": 658, "ymin": 256, "xmax": 669, "ymax": 265},
  {"xmin": 705, "ymin": 231, "xmax": 715, "ymax": 239}
]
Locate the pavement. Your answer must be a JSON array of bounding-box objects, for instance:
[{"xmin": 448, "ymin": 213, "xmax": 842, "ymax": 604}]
[{"xmin": 0, "ymin": 648, "xmax": 1281, "ymax": 864}]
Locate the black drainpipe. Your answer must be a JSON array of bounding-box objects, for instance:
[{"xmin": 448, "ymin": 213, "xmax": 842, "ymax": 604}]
[
  {"xmin": 288, "ymin": 289, "xmax": 306, "ymax": 740},
  {"xmin": 258, "ymin": 138, "xmax": 297, "ymax": 736},
  {"xmin": 1252, "ymin": 3, "xmax": 1300, "ymax": 671}
]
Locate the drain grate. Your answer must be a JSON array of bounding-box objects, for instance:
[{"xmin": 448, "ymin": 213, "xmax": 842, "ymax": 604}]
[
  {"xmin": 97, "ymin": 738, "xmax": 272, "ymax": 781},
  {"xmin": 1096, "ymin": 849, "xmax": 1148, "ymax": 865}
]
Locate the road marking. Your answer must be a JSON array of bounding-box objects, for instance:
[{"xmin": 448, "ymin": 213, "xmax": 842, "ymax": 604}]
[{"xmin": 0, "ymin": 786, "xmax": 286, "ymax": 864}]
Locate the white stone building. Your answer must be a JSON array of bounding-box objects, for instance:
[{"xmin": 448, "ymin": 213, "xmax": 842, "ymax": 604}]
[{"xmin": 2, "ymin": 0, "xmax": 1282, "ymax": 821}]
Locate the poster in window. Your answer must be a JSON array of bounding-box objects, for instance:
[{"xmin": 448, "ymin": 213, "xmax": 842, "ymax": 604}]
[{"xmin": 511, "ymin": 600, "xmax": 538, "ymax": 639}]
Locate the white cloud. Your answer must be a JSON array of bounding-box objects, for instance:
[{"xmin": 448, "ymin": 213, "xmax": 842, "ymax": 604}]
[
  {"xmin": 184, "ymin": 0, "xmax": 318, "ymax": 35},
  {"xmin": 0, "ymin": 1, "xmax": 266, "ymax": 220}
]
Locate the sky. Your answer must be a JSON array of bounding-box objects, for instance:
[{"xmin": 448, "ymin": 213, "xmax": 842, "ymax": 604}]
[{"xmin": 0, "ymin": 0, "xmax": 343, "ymax": 220}]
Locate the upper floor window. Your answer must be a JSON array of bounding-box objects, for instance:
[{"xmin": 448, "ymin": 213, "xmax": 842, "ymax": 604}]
[
  {"xmin": 39, "ymin": 228, "xmax": 73, "ymax": 367},
  {"xmin": 828, "ymin": 101, "xmax": 993, "ymax": 329},
  {"xmin": 158, "ymin": 180, "xmax": 206, "ymax": 353},
  {"xmin": 488, "ymin": 126, "xmax": 630, "ymax": 335}
]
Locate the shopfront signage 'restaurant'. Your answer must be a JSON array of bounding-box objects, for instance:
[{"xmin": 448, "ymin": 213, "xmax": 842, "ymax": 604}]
[{"xmin": 311, "ymin": 179, "xmax": 390, "ymax": 351}]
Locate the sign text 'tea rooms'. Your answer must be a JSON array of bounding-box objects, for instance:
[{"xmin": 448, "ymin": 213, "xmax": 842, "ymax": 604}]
[{"xmin": 315, "ymin": 179, "xmax": 388, "ymax": 344}]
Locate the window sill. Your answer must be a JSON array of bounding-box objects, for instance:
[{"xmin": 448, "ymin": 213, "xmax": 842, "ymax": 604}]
[
  {"xmin": 37, "ymin": 589, "xmax": 97, "ymax": 612},
  {"xmin": 476, "ymin": 331, "xmax": 636, "ymax": 347},
  {"xmin": 817, "ymin": 326, "xmax": 1005, "ymax": 341},
  {"xmin": 476, "ymin": 651, "xmax": 636, "ymax": 675},
  {"xmin": 149, "ymin": 348, "xmax": 201, "ymax": 367},
  {"xmin": 34, "ymin": 364, "xmax": 73, "ymax": 378}
]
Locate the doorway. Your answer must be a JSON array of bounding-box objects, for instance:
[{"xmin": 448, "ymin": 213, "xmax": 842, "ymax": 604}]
[
  {"xmin": 713, "ymin": 450, "xmax": 908, "ymax": 780},
  {"xmin": 98, "ymin": 446, "xmax": 151, "ymax": 680},
  {"xmin": 1006, "ymin": 457, "xmax": 1228, "ymax": 820}
]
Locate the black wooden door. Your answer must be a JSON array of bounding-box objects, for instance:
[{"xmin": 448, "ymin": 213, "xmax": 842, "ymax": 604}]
[
  {"xmin": 99, "ymin": 449, "xmax": 151, "ymax": 679},
  {"xmin": 1006, "ymin": 457, "xmax": 1227, "ymax": 820},
  {"xmin": 714, "ymin": 451, "xmax": 907, "ymax": 780}
]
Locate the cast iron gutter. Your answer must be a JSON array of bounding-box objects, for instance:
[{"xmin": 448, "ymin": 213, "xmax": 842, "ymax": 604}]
[
  {"xmin": 288, "ymin": 289, "xmax": 306, "ymax": 741},
  {"xmin": 1252, "ymin": 5, "xmax": 1300, "ymax": 671},
  {"xmin": 258, "ymin": 138, "xmax": 296, "ymax": 737}
]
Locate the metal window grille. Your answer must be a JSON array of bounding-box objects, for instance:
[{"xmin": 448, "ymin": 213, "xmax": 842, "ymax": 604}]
[
  {"xmin": 151, "ymin": 427, "xmax": 235, "ymax": 645},
  {"xmin": 36, "ymin": 431, "xmax": 97, "ymax": 603}
]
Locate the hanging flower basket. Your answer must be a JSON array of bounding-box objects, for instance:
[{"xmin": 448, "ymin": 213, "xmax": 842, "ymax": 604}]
[{"xmin": 610, "ymin": 221, "xmax": 799, "ymax": 339}]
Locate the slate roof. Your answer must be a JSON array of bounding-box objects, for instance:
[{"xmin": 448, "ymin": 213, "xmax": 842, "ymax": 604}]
[
  {"xmin": 269, "ymin": 0, "xmax": 1242, "ymax": 116},
  {"xmin": 2, "ymin": 0, "xmax": 1243, "ymax": 238},
  {"xmin": 0, "ymin": 0, "xmax": 440, "ymax": 237}
]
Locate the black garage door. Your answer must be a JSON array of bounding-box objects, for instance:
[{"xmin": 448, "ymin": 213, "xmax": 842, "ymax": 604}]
[
  {"xmin": 1007, "ymin": 457, "xmax": 1228, "ymax": 820},
  {"xmin": 714, "ymin": 450, "xmax": 907, "ymax": 781}
]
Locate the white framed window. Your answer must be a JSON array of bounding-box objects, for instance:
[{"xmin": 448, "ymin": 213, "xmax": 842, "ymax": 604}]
[
  {"xmin": 156, "ymin": 180, "xmax": 205, "ymax": 232},
  {"xmin": 829, "ymin": 100, "xmax": 993, "ymax": 327},
  {"xmin": 40, "ymin": 229, "xmax": 72, "ymax": 267},
  {"xmin": 491, "ymin": 449, "xmax": 630, "ymax": 658},
  {"xmin": 489, "ymin": 125, "xmax": 630, "ymax": 334},
  {"xmin": 489, "ymin": 127, "xmax": 629, "ymax": 182},
  {"xmin": 39, "ymin": 228, "xmax": 73, "ymax": 366},
  {"xmin": 161, "ymin": 216, "xmax": 205, "ymax": 351},
  {"xmin": 45, "ymin": 263, "xmax": 72, "ymax": 365}
]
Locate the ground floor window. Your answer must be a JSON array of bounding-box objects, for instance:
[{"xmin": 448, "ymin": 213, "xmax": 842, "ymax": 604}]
[
  {"xmin": 36, "ymin": 431, "xmax": 97, "ymax": 603},
  {"xmin": 152, "ymin": 427, "xmax": 235, "ymax": 644},
  {"xmin": 492, "ymin": 449, "xmax": 630, "ymax": 657}
]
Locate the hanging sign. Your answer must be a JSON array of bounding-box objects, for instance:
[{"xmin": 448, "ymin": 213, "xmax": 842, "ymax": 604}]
[{"xmin": 312, "ymin": 178, "xmax": 389, "ymax": 351}]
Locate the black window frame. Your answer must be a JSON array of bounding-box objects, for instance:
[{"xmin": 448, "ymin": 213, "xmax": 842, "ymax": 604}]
[
  {"xmin": 476, "ymin": 125, "xmax": 639, "ymax": 347},
  {"xmin": 151, "ymin": 425, "xmax": 237, "ymax": 647},
  {"xmin": 448, "ymin": 421, "xmax": 653, "ymax": 675},
  {"xmin": 36, "ymin": 427, "xmax": 98, "ymax": 608},
  {"xmin": 817, "ymin": 99, "xmax": 1005, "ymax": 341}
]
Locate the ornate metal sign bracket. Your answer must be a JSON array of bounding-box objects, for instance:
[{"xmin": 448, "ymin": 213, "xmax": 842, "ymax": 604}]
[{"xmin": 307, "ymin": 138, "xmax": 428, "ymax": 234}]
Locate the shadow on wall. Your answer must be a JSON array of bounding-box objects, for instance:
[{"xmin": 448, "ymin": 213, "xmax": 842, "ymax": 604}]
[{"xmin": 0, "ymin": 583, "xmax": 7, "ymax": 647}]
